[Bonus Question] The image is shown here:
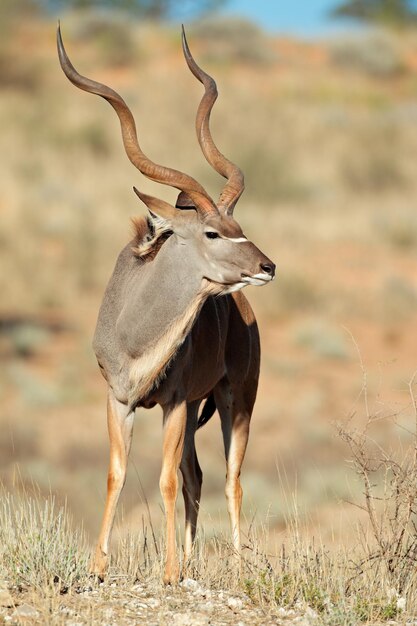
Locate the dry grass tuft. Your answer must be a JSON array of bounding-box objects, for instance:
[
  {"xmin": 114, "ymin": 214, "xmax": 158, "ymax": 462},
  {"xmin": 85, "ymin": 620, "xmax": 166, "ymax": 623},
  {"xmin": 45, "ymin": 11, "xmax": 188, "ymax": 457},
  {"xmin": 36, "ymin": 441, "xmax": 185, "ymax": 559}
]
[
  {"xmin": 1, "ymin": 474, "xmax": 416, "ymax": 623},
  {"xmin": 336, "ymin": 371, "xmax": 417, "ymax": 610},
  {"xmin": 0, "ymin": 491, "xmax": 89, "ymax": 593},
  {"xmin": 2, "ymin": 11, "xmax": 417, "ymax": 624}
]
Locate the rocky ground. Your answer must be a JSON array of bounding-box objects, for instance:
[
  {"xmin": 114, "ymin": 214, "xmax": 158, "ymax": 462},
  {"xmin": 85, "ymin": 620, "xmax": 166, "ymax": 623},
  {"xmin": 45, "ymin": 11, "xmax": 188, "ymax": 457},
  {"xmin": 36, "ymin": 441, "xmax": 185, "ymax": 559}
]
[{"xmin": 0, "ymin": 578, "xmax": 317, "ymax": 626}]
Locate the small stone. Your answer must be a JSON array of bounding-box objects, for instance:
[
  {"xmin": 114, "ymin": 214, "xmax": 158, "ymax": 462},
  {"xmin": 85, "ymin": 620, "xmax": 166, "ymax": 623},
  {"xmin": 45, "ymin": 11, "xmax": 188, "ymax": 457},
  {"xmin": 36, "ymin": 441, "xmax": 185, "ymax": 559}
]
[
  {"xmin": 277, "ymin": 607, "xmax": 296, "ymax": 618},
  {"xmin": 135, "ymin": 602, "xmax": 148, "ymax": 609},
  {"xmin": 147, "ymin": 597, "xmax": 160, "ymax": 608},
  {"xmin": 12, "ymin": 603, "xmax": 39, "ymax": 618},
  {"xmin": 227, "ymin": 596, "xmax": 243, "ymax": 611},
  {"xmin": 306, "ymin": 606, "xmax": 319, "ymax": 618},
  {"xmin": 180, "ymin": 578, "xmax": 202, "ymax": 592},
  {"xmin": 0, "ymin": 589, "xmax": 13, "ymax": 607},
  {"xmin": 172, "ymin": 614, "xmax": 209, "ymax": 626}
]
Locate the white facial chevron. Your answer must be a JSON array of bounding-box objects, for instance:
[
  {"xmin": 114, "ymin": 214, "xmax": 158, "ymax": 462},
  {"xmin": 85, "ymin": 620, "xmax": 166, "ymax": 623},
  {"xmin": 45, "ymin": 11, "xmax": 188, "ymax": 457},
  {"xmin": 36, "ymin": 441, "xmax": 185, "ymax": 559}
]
[{"xmin": 222, "ymin": 236, "xmax": 248, "ymax": 243}]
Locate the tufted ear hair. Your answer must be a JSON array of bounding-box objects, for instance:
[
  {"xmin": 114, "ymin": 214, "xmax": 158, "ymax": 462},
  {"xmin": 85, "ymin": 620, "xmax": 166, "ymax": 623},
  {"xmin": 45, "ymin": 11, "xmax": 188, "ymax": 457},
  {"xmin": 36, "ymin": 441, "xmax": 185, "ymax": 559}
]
[{"xmin": 133, "ymin": 187, "xmax": 178, "ymax": 222}]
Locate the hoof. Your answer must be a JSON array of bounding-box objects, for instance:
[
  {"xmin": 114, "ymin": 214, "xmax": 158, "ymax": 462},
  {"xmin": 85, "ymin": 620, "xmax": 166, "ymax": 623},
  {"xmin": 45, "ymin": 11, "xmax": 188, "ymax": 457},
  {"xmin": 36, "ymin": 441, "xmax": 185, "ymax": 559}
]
[
  {"xmin": 89, "ymin": 572, "xmax": 105, "ymax": 584},
  {"xmin": 89, "ymin": 549, "xmax": 108, "ymax": 580},
  {"xmin": 163, "ymin": 563, "xmax": 180, "ymax": 585}
]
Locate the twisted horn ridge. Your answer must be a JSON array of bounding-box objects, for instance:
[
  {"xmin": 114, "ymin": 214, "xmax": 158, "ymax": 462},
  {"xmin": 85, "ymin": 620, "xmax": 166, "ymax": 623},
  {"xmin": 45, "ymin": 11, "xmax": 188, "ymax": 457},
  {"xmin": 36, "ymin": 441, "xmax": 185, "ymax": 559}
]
[
  {"xmin": 57, "ymin": 24, "xmax": 218, "ymax": 218},
  {"xmin": 181, "ymin": 26, "xmax": 245, "ymax": 215}
]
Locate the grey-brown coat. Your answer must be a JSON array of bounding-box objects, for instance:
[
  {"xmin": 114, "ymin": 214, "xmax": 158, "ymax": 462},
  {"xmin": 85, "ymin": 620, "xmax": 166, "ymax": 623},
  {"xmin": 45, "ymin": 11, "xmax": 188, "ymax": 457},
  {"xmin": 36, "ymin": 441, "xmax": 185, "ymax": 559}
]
[{"xmin": 57, "ymin": 25, "xmax": 275, "ymax": 584}]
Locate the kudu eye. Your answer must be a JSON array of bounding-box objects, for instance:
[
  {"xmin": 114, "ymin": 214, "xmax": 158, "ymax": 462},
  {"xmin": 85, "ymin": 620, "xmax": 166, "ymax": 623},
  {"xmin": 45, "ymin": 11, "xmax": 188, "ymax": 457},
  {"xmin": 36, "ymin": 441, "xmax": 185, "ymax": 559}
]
[{"xmin": 205, "ymin": 231, "xmax": 219, "ymax": 239}]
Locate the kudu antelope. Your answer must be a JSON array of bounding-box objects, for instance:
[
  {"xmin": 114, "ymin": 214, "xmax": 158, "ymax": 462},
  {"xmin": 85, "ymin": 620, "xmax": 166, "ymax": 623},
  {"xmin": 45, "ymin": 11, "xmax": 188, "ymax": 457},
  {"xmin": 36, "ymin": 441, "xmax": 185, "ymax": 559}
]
[{"xmin": 57, "ymin": 25, "xmax": 275, "ymax": 584}]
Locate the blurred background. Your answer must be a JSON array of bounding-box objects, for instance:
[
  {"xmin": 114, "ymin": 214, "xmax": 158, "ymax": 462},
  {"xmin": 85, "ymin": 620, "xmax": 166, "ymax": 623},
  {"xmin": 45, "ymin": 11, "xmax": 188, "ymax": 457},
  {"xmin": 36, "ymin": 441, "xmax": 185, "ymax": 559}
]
[{"xmin": 1, "ymin": 0, "xmax": 417, "ymax": 547}]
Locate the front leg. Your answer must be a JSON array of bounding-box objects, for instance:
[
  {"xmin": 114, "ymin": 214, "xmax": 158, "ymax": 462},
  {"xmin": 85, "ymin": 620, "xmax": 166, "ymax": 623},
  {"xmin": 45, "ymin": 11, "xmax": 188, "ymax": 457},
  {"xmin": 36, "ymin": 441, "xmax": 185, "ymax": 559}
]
[
  {"xmin": 91, "ymin": 388, "xmax": 134, "ymax": 577},
  {"xmin": 160, "ymin": 397, "xmax": 187, "ymax": 584}
]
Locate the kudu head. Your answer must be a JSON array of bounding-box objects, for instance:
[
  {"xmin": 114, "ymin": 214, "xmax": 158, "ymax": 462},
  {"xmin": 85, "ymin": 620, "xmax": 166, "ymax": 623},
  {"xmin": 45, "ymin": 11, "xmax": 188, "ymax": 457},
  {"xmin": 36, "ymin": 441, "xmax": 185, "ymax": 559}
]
[{"xmin": 57, "ymin": 25, "xmax": 275, "ymax": 293}]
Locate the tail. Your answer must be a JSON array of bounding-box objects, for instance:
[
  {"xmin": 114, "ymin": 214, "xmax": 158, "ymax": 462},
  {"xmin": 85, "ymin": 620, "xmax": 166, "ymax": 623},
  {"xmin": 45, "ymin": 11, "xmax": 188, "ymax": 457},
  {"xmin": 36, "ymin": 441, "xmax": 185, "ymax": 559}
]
[{"xmin": 197, "ymin": 392, "xmax": 216, "ymax": 429}]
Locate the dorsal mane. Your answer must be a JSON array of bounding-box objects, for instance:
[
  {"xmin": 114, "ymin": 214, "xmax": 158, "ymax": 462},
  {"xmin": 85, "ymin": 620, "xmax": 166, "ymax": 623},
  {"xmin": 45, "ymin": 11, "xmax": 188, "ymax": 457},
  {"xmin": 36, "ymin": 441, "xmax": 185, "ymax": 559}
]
[{"xmin": 131, "ymin": 214, "xmax": 173, "ymax": 261}]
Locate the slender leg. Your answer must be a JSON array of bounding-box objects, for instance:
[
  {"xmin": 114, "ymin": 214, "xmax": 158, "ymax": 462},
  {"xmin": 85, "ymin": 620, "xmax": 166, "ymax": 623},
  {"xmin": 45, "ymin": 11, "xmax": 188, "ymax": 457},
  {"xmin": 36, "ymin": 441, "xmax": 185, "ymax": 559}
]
[
  {"xmin": 90, "ymin": 388, "xmax": 134, "ymax": 576},
  {"xmin": 180, "ymin": 401, "xmax": 203, "ymax": 567},
  {"xmin": 160, "ymin": 398, "xmax": 187, "ymax": 584},
  {"xmin": 214, "ymin": 379, "xmax": 252, "ymax": 559}
]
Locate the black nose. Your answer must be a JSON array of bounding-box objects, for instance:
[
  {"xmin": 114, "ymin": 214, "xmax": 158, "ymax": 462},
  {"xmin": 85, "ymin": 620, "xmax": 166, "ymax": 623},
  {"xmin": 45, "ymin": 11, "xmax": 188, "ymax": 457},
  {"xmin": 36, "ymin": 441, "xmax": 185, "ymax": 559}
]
[{"xmin": 260, "ymin": 262, "xmax": 275, "ymax": 276}]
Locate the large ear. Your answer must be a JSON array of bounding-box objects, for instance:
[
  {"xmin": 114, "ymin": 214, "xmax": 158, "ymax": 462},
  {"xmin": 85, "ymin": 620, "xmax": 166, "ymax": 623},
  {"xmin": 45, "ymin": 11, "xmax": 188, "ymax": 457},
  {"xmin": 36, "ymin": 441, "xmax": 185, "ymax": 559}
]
[
  {"xmin": 175, "ymin": 191, "xmax": 195, "ymax": 209},
  {"xmin": 133, "ymin": 187, "xmax": 177, "ymax": 222}
]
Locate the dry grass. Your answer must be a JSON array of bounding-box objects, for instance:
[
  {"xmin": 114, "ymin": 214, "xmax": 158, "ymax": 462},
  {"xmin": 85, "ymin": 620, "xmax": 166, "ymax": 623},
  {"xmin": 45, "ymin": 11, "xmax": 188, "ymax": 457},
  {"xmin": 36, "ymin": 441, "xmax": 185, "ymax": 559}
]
[
  {"xmin": 2, "ymin": 8, "xmax": 417, "ymax": 624},
  {"xmin": 0, "ymin": 491, "xmax": 88, "ymax": 593},
  {"xmin": 1, "ymin": 471, "xmax": 416, "ymax": 624},
  {"xmin": 3, "ymin": 358, "xmax": 417, "ymax": 623}
]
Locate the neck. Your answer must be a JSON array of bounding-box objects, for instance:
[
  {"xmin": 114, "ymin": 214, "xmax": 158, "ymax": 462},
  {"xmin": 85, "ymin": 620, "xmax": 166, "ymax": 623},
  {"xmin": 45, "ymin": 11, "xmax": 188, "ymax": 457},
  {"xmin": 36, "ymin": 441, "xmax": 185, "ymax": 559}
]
[{"xmin": 117, "ymin": 237, "xmax": 216, "ymax": 405}]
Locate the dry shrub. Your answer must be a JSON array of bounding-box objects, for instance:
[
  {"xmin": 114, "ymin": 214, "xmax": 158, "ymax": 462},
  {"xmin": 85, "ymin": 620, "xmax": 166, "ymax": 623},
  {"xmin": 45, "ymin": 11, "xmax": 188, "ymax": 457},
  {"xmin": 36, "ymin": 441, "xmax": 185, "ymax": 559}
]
[
  {"xmin": 340, "ymin": 121, "xmax": 407, "ymax": 193},
  {"xmin": 338, "ymin": 407, "xmax": 417, "ymax": 589},
  {"xmin": 0, "ymin": 491, "xmax": 88, "ymax": 592},
  {"xmin": 69, "ymin": 11, "xmax": 137, "ymax": 67},
  {"xmin": 191, "ymin": 16, "xmax": 275, "ymax": 65},
  {"xmin": 380, "ymin": 276, "xmax": 417, "ymax": 323},
  {"xmin": 330, "ymin": 31, "xmax": 404, "ymax": 78},
  {"xmin": 375, "ymin": 205, "xmax": 417, "ymax": 249},
  {"xmin": 1, "ymin": 451, "xmax": 416, "ymax": 623},
  {"xmin": 334, "ymin": 345, "xmax": 417, "ymax": 618},
  {"xmin": 292, "ymin": 318, "xmax": 351, "ymax": 360},
  {"xmin": 0, "ymin": 1, "xmax": 44, "ymax": 91}
]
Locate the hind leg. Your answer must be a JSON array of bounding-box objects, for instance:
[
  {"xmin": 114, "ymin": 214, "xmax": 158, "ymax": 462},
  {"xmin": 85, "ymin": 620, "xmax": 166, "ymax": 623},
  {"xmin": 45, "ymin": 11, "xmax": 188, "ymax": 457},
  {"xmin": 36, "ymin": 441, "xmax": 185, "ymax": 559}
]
[
  {"xmin": 214, "ymin": 378, "xmax": 256, "ymax": 558},
  {"xmin": 91, "ymin": 388, "xmax": 134, "ymax": 576},
  {"xmin": 180, "ymin": 401, "xmax": 203, "ymax": 568}
]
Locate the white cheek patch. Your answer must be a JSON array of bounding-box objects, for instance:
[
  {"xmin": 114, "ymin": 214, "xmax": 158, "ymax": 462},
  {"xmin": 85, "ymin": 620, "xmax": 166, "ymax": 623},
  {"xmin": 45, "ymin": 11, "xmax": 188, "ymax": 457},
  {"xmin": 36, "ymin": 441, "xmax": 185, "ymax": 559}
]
[{"xmin": 222, "ymin": 236, "xmax": 248, "ymax": 243}]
